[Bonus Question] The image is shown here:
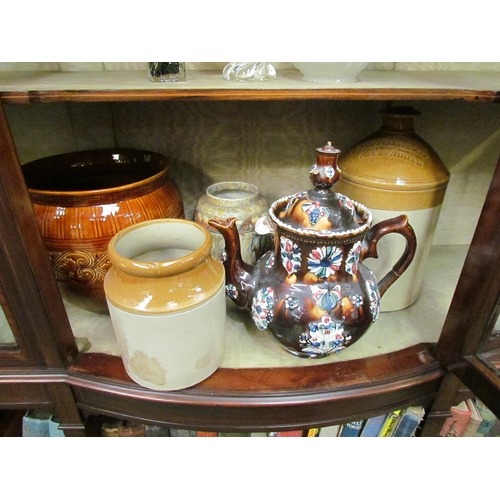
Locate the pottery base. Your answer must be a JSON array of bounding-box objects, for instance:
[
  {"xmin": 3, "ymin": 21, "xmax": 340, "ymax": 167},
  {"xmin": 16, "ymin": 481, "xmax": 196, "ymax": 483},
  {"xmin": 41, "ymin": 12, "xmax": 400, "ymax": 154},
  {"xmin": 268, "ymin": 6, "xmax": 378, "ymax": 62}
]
[{"xmin": 107, "ymin": 284, "xmax": 226, "ymax": 391}]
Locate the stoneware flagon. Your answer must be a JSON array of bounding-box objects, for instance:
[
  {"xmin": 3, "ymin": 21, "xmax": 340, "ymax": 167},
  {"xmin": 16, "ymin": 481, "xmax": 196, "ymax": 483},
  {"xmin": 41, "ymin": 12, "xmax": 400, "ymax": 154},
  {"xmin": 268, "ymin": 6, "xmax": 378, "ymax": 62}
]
[
  {"xmin": 104, "ymin": 219, "xmax": 226, "ymax": 391},
  {"xmin": 22, "ymin": 149, "xmax": 185, "ymax": 314},
  {"xmin": 337, "ymin": 106, "xmax": 450, "ymax": 311},
  {"xmin": 208, "ymin": 142, "xmax": 417, "ymax": 359}
]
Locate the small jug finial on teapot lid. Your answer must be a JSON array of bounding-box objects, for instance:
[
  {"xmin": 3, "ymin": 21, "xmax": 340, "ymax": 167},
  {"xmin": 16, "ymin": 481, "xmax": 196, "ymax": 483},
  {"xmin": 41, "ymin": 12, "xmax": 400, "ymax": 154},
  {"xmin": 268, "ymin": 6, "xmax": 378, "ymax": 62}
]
[
  {"xmin": 277, "ymin": 142, "xmax": 366, "ymax": 232},
  {"xmin": 310, "ymin": 141, "xmax": 341, "ymax": 190}
]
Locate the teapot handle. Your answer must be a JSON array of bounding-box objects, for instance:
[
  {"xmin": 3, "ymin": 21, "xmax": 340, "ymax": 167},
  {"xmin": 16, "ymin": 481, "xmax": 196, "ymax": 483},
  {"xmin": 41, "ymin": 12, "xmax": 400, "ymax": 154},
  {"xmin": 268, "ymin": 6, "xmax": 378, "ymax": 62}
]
[{"xmin": 360, "ymin": 214, "xmax": 417, "ymax": 298}]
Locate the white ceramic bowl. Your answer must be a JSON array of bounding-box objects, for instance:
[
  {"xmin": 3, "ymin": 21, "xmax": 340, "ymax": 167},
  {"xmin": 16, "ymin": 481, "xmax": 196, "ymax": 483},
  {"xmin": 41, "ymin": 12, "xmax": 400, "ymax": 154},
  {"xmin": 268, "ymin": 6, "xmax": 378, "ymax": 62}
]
[{"xmin": 294, "ymin": 62, "xmax": 368, "ymax": 83}]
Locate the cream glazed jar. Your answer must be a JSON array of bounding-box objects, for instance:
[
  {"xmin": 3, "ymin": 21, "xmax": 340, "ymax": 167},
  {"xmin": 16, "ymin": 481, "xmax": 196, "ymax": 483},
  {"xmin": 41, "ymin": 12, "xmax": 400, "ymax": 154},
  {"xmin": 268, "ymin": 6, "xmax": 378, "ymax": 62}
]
[{"xmin": 104, "ymin": 219, "xmax": 226, "ymax": 391}]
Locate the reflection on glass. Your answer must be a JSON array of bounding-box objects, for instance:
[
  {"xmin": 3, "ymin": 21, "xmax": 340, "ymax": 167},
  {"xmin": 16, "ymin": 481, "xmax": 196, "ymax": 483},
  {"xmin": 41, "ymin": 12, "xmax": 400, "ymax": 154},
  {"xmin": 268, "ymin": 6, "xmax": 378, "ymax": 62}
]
[
  {"xmin": 477, "ymin": 297, "xmax": 500, "ymax": 376},
  {"xmin": 0, "ymin": 302, "xmax": 16, "ymax": 346}
]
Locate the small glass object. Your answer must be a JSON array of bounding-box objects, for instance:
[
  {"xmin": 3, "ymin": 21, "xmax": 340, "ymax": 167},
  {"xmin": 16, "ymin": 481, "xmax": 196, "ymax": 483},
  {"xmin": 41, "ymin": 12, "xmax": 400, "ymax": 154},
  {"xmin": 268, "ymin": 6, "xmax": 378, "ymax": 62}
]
[
  {"xmin": 223, "ymin": 62, "xmax": 276, "ymax": 82},
  {"xmin": 148, "ymin": 62, "xmax": 186, "ymax": 82}
]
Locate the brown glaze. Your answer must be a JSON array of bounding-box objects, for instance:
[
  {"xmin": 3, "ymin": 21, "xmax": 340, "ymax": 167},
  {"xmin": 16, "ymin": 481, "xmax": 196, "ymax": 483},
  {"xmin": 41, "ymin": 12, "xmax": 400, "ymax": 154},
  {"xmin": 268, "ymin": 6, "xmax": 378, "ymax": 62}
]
[
  {"xmin": 209, "ymin": 143, "xmax": 417, "ymax": 359},
  {"xmin": 361, "ymin": 214, "xmax": 416, "ymax": 297},
  {"xmin": 22, "ymin": 149, "xmax": 185, "ymax": 313}
]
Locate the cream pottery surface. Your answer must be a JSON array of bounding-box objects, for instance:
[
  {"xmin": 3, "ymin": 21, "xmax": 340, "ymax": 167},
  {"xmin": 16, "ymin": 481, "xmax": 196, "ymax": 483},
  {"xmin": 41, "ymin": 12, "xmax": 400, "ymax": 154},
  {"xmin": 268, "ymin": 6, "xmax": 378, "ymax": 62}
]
[{"xmin": 104, "ymin": 219, "xmax": 226, "ymax": 391}]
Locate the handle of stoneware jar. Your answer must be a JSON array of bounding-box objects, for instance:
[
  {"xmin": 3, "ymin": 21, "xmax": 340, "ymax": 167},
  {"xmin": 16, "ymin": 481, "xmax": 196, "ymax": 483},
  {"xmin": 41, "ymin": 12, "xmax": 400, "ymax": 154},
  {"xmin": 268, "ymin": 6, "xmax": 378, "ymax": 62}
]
[{"xmin": 360, "ymin": 214, "xmax": 417, "ymax": 298}]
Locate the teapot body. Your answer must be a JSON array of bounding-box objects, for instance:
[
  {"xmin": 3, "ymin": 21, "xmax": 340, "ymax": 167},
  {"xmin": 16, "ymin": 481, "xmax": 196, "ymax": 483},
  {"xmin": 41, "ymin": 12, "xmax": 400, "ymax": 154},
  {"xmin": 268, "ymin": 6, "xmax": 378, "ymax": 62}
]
[{"xmin": 245, "ymin": 234, "xmax": 380, "ymax": 357}]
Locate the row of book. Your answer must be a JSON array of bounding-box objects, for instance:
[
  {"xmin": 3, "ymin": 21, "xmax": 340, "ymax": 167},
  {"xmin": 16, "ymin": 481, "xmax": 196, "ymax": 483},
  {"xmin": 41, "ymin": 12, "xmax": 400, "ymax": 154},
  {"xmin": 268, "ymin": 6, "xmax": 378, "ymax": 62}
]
[
  {"xmin": 101, "ymin": 405, "xmax": 427, "ymax": 437},
  {"xmin": 439, "ymin": 398, "xmax": 499, "ymax": 437},
  {"xmin": 21, "ymin": 409, "xmax": 424, "ymax": 437},
  {"xmin": 21, "ymin": 399, "xmax": 499, "ymax": 437}
]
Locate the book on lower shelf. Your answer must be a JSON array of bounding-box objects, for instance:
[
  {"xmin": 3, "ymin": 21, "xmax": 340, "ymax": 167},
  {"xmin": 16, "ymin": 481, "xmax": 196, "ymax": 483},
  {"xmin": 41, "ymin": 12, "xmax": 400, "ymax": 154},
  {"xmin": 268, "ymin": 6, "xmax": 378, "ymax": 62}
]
[
  {"xmin": 319, "ymin": 425, "xmax": 341, "ymax": 437},
  {"xmin": 268, "ymin": 430, "xmax": 304, "ymax": 437},
  {"xmin": 169, "ymin": 428, "xmax": 197, "ymax": 437},
  {"xmin": 48, "ymin": 415, "xmax": 65, "ymax": 437},
  {"xmin": 359, "ymin": 414, "xmax": 387, "ymax": 437},
  {"xmin": 219, "ymin": 432, "xmax": 251, "ymax": 437},
  {"xmin": 378, "ymin": 409, "xmax": 402, "ymax": 437},
  {"xmin": 462, "ymin": 399, "xmax": 483, "ymax": 437},
  {"xmin": 22, "ymin": 410, "xmax": 52, "ymax": 437},
  {"xmin": 101, "ymin": 418, "xmax": 146, "ymax": 437},
  {"xmin": 339, "ymin": 420, "xmax": 364, "ymax": 437},
  {"xmin": 145, "ymin": 424, "xmax": 170, "ymax": 437},
  {"xmin": 474, "ymin": 399, "xmax": 498, "ymax": 436},
  {"xmin": 392, "ymin": 406, "xmax": 426, "ymax": 437},
  {"xmin": 439, "ymin": 400, "xmax": 472, "ymax": 437}
]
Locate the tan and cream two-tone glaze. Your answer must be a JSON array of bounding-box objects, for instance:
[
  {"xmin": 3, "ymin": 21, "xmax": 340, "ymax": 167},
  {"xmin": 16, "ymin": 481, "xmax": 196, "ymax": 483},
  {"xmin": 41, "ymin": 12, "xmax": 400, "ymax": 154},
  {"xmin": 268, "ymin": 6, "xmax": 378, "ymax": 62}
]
[
  {"xmin": 104, "ymin": 219, "xmax": 226, "ymax": 391},
  {"xmin": 337, "ymin": 107, "xmax": 450, "ymax": 311}
]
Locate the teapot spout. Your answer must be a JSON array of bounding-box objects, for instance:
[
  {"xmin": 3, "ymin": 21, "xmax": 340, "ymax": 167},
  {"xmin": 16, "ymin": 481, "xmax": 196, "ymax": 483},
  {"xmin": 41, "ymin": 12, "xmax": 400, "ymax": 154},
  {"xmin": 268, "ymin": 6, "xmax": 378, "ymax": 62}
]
[{"xmin": 207, "ymin": 217, "xmax": 256, "ymax": 310}]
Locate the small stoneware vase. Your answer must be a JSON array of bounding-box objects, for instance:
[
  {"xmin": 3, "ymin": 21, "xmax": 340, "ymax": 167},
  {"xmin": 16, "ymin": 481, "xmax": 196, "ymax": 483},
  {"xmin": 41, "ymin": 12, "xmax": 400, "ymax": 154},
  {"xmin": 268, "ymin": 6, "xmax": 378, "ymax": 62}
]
[
  {"xmin": 104, "ymin": 219, "xmax": 226, "ymax": 391},
  {"xmin": 337, "ymin": 107, "xmax": 450, "ymax": 311},
  {"xmin": 194, "ymin": 181, "xmax": 270, "ymax": 264}
]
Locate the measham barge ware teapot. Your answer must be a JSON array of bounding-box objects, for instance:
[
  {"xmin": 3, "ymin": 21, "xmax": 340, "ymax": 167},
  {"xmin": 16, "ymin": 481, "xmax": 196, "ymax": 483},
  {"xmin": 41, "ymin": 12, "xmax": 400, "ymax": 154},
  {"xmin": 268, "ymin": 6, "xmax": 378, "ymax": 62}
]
[{"xmin": 208, "ymin": 143, "xmax": 417, "ymax": 359}]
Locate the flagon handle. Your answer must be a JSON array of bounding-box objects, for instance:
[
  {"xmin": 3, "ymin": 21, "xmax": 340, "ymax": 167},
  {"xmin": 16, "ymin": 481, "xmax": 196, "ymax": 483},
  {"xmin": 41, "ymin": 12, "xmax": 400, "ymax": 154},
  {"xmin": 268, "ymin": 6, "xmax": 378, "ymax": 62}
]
[{"xmin": 361, "ymin": 214, "xmax": 417, "ymax": 297}]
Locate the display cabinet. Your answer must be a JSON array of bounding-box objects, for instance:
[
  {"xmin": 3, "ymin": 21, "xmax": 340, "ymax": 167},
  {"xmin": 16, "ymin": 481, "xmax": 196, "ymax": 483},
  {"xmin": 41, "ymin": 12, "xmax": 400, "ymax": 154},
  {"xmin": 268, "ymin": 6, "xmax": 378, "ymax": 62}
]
[{"xmin": 0, "ymin": 68, "xmax": 499, "ymax": 436}]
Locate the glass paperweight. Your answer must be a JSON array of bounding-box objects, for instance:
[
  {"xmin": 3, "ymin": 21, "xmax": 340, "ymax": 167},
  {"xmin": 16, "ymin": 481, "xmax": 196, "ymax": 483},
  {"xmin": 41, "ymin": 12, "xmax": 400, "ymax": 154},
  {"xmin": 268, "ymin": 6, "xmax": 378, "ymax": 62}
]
[
  {"xmin": 223, "ymin": 62, "xmax": 276, "ymax": 82},
  {"xmin": 148, "ymin": 62, "xmax": 186, "ymax": 82}
]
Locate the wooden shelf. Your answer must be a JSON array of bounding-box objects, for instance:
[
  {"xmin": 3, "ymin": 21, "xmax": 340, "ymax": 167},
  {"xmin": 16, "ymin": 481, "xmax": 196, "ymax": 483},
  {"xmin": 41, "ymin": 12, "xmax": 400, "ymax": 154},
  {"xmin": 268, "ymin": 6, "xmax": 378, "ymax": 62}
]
[
  {"xmin": 67, "ymin": 245, "xmax": 469, "ymax": 369},
  {"xmin": 1, "ymin": 70, "xmax": 499, "ymax": 103}
]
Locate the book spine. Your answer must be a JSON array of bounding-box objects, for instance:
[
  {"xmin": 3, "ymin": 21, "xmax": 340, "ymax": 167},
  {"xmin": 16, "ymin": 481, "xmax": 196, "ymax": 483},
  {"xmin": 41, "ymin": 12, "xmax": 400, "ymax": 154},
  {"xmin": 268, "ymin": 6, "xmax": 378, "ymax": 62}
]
[
  {"xmin": 439, "ymin": 401, "xmax": 471, "ymax": 437},
  {"xmin": 379, "ymin": 410, "xmax": 402, "ymax": 437},
  {"xmin": 169, "ymin": 428, "xmax": 197, "ymax": 437},
  {"xmin": 462, "ymin": 399, "xmax": 482, "ymax": 437},
  {"xmin": 359, "ymin": 414, "xmax": 386, "ymax": 437},
  {"xmin": 474, "ymin": 399, "xmax": 497, "ymax": 436},
  {"xmin": 22, "ymin": 410, "xmax": 51, "ymax": 437},
  {"xmin": 339, "ymin": 420, "xmax": 364, "ymax": 437},
  {"xmin": 268, "ymin": 430, "xmax": 304, "ymax": 437},
  {"xmin": 392, "ymin": 407, "xmax": 425, "ymax": 437},
  {"xmin": 318, "ymin": 425, "xmax": 341, "ymax": 437},
  {"xmin": 145, "ymin": 424, "xmax": 170, "ymax": 437},
  {"xmin": 48, "ymin": 416, "xmax": 65, "ymax": 437}
]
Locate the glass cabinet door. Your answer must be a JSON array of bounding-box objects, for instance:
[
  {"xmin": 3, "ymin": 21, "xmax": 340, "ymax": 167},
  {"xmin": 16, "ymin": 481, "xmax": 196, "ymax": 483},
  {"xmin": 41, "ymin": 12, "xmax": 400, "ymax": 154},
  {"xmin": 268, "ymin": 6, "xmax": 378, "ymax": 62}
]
[
  {"xmin": 0, "ymin": 101, "xmax": 78, "ymax": 368},
  {"xmin": 0, "ymin": 300, "xmax": 16, "ymax": 347},
  {"xmin": 435, "ymin": 154, "xmax": 500, "ymax": 417}
]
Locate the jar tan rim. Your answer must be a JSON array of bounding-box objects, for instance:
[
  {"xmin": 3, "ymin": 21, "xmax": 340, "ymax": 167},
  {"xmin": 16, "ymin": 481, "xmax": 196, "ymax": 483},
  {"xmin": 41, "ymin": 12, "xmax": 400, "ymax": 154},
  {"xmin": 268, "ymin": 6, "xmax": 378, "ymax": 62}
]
[{"xmin": 107, "ymin": 219, "xmax": 212, "ymax": 278}]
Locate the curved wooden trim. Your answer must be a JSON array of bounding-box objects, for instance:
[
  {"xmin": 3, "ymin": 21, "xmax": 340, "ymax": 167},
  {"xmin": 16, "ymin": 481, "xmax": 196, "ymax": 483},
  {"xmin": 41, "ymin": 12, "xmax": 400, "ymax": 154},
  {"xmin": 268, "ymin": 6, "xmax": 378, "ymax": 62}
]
[
  {"xmin": 65, "ymin": 344, "xmax": 444, "ymax": 430},
  {"xmin": 68, "ymin": 344, "xmax": 443, "ymax": 403}
]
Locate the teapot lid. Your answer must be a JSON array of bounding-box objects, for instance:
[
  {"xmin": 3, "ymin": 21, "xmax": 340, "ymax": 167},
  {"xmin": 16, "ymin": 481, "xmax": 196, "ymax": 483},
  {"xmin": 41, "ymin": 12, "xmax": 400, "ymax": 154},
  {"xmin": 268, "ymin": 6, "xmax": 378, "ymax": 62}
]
[{"xmin": 269, "ymin": 142, "xmax": 372, "ymax": 240}]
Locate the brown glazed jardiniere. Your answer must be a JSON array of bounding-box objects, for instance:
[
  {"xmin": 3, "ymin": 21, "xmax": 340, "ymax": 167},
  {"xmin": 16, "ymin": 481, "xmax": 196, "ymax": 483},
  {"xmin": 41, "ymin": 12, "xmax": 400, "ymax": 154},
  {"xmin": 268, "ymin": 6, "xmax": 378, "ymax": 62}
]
[
  {"xmin": 22, "ymin": 149, "xmax": 184, "ymax": 314},
  {"xmin": 208, "ymin": 142, "xmax": 417, "ymax": 358}
]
